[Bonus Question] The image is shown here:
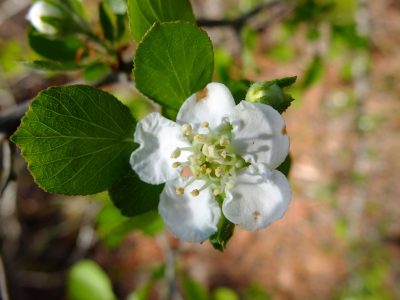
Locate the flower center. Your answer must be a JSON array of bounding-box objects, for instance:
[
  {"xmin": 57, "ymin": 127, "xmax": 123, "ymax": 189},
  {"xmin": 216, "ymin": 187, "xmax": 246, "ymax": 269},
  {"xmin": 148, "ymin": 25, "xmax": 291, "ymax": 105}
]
[{"xmin": 170, "ymin": 119, "xmax": 247, "ymax": 196}]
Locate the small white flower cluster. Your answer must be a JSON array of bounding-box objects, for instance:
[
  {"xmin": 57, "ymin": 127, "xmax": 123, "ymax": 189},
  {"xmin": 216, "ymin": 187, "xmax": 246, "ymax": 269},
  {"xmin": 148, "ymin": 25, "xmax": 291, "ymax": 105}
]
[{"xmin": 131, "ymin": 83, "xmax": 291, "ymax": 242}]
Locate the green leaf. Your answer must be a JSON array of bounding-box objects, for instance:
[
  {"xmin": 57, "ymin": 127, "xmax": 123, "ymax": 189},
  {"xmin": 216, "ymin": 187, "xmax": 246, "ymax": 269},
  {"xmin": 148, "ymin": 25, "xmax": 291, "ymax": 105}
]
[
  {"xmin": 134, "ymin": 22, "xmax": 214, "ymax": 110},
  {"xmin": 11, "ymin": 85, "xmax": 136, "ymax": 195},
  {"xmin": 301, "ymin": 56, "xmax": 324, "ymax": 88},
  {"xmin": 99, "ymin": 2, "xmax": 116, "ymax": 41},
  {"xmin": 128, "ymin": 0, "xmax": 195, "ymax": 43},
  {"xmin": 67, "ymin": 260, "xmax": 116, "ymax": 300},
  {"xmin": 28, "ymin": 27, "xmax": 83, "ymax": 62},
  {"xmin": 97, "ymin": 205, "xmax": 163, "ymax": 249},
  {"xmin": 277, "ymin": 154, "xmax": 291, "ymax": 177},
  {"xmin": 213, "ymin": 287, "xmax": 239, "ymax": 300},
  {"xmin": 242, "ymin": 284, "xmax": 272, "ymax": 300},
  {"xmin": 26, "ymin": 60, "xmax": 80, "ymax": 71},
  {"xmin": 108, "ymin": 169, "xmax": 163, "ymax": 217},
  {"xmin": 181, "ymin": 277, "xmax": 209, "ymax": 300},
  {"xmin": 83, "ymin": 62, "xmax": 111, "ymax": 81},
  {"xmin": 68, "ymin": 0, "xmax": 86, "ymax": 19}
]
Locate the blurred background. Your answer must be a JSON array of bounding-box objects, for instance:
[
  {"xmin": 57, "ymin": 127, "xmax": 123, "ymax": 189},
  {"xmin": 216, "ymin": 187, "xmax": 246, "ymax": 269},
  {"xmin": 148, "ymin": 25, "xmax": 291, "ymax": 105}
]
[{"xmin": 0, "ymin": 0, "xmax": 399, "ymax": 299}]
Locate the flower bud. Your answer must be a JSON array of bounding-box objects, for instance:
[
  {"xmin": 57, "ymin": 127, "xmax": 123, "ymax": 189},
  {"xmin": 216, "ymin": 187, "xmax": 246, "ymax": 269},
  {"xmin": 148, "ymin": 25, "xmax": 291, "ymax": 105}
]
[
  {"xmin": 26, "ymin": 1, "xmax": 62, "ymax": 35},
  {"xmin": 245, "ymin": 77, "xmax": 297, "ymax": 113}
]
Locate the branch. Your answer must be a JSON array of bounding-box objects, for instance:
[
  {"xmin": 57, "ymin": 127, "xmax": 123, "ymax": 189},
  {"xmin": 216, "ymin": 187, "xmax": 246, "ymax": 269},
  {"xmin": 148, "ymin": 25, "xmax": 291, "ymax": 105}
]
[
  {"xmin": 1, "ymin": 1, "xmax": 285, "ymax": 136},
  {"xmin": 197, "ymin": 0, "xmax": 282, "ymax": 30}
]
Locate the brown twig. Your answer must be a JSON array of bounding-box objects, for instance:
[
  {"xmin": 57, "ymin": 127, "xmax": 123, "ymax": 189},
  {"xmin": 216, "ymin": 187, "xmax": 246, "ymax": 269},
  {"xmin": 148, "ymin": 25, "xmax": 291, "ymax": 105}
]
[{"xmin": 197, "ymin": 0, "xmax": 282, "ymax": 30}]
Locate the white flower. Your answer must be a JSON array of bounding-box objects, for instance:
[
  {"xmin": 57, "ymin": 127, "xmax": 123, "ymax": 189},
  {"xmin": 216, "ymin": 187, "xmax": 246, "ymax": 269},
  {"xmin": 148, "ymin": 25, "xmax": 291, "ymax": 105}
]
[
  {"xmin": 26, "ymin": 1, "xmax": 61, "ymax": 35},
  {"xmin": 130, "ymin": 83, "xmax": 291, "ymax": 242}
]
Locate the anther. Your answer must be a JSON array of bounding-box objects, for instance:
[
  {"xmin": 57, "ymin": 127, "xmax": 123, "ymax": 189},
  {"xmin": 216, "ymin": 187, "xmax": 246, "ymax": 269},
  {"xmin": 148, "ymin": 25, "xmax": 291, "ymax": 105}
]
[
  {"xmin": 201, "ymin": 121, "xmax": 209, "ymax": 128},
  {"xmin": 194, "ymin": 134, "xmax": 207, "ymax": 144},
  {"xmin": 181, "ymin": 124, "xmax": 192, "ymax": 136},
  {"xmin": 191, "ymin": 189, "xmax": 200, "ymax": 197},
  {"xmin": 176, "ymin": 187, "xmax": 185, "ymax": 195},
  {"xmin": 171, "ymin": 148, "xmax": 181, "ymax": 158},
  {"xmin": 219, "ymin": 137, "xmax": 229, "ymax": 147},
  {"xmin": 220, "ymin": 150, "xmax": 227, "ymax": 158},
  {"xmin": 172, "ymin": 162, "xmax": 181, "ymax": 168}
]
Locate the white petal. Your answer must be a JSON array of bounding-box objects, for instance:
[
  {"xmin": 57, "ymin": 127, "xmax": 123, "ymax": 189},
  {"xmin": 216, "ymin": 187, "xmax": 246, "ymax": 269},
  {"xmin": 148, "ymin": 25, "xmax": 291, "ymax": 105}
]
[
  {"xmin": 230, "ymin": 101, "xmax": 289, "ymax": 169},
  {"xmin": 176, "ymin": 82, "xmax": 236, "ymax": 129},
  {"xmin": 130, "ymin": 112, "xmax": 190, "ymax": 185},
  {"xmin": 222, "ymin": 165, "xmax": 291, "ymax": 231},
  {"xmin": 159, "ymin": 178, "xmax": 221, "ymax": 243},
  {"xmin": 26, "ymin": 1, "xmax": 59, "ymax": 35}
]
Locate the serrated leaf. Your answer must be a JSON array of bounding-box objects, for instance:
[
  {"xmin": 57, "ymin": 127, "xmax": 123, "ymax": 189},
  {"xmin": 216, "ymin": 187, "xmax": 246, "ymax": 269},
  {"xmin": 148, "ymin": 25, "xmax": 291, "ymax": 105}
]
[
  {"xmin": 134, "ymin": 22, "xmax": 214, "ymax": 110},
  {"xmin": 128, "ymin": 0, "xmax": 195, "ymax": 43},
  {"xmin": 108, "ymin": 169, "xmax": 163, "ymax": 217},
  {"xmin": 67, "ymin": 260, "xmax": 116, "ymax": 300},
  {"xmin": 28, "ymin": 27, "xmax": 83, "ymax": 62},
  {"xmin": 11, "ymin": 85, "xmax": 136, "ymax": 195}
]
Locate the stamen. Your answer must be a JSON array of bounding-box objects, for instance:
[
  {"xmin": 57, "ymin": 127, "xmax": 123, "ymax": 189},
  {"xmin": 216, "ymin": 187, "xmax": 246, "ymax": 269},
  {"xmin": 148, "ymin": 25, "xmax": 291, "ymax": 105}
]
[
  {"xmin": 184, "ymin": 177, "xmax": 196, "ymax": 188},
  {"xmin": 220, "ymin": 150, "xmax": 227, "ymax": 158},
  {"xmin": 214, "ymin": 167, "xmax": 223, "ymax": 177},
  {"xmin": 201, "ymin": 121, "xmax": 209, "ymax": 128},
  {"xmin": 199, "ymin": 182, "xmax": 211, "ymax": 191},
  {"xmin": 176, "ymin": 187, "xmax": 184, "ymax": 195},
  {"xmin": 194, "ymin": 134, "xmax": 207, "ymax": 144},
  {"xmin": 171, "ymin": 147, "xmax": 181, "ymax": 158},
  {"xmin": 181, "ymin": 124, "xmax": 192, "ymax": 136},
  {"xmin": 191, "ymin": 189, "xmax": 200, "ymax": 197},
  {"xmin": 219, "ymin": 136, "xmax": 229, "ymax": 147},
  {"xmin": 172, "ymin": 162, "xmax": 181, "ymax": 168}
]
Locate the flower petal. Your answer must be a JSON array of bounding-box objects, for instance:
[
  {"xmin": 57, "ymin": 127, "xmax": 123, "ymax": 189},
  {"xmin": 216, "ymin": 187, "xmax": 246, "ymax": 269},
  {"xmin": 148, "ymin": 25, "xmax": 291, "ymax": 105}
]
[
  {"xmin": 222, "ymin": 165, "xmax": 291, "ymax": 231},
  {"xmin": 159, "ymin": 178, "xmax": 221, "ymax": 243},
  {"xmin": 176, "ymin": 82, "xmax": 236, "ymax": 129},
  {"xmin": 230, "ymin": 101, "xmax": 289, "ymax": 169},
  {"xmin": 130, "ymin": 112, "xmax": 189, "ymax": 185}
]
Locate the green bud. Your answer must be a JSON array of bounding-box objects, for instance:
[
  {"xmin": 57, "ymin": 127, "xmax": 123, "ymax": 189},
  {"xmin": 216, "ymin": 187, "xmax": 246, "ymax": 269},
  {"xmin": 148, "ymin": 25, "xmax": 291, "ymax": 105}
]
[{"xmin": 245, "ymin": 76, "xmax": 297, "ymax": 113}]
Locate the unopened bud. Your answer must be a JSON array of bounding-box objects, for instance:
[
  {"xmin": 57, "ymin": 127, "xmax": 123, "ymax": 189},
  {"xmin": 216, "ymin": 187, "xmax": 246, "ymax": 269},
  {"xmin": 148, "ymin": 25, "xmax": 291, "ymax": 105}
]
[{"xmin": 245, "ymin": 77, "xmax": 297, "ymax": 113}]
